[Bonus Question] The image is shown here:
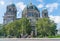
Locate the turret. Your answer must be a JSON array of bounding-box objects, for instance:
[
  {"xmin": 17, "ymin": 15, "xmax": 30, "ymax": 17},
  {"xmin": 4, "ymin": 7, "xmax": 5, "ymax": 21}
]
[
  {"xmin": 42, "ymin": 9, "xmax": 48, "ymax": 18},
  {"xmin": 3, "ymin": 4, "xmax": 17, "ymax": 25}
]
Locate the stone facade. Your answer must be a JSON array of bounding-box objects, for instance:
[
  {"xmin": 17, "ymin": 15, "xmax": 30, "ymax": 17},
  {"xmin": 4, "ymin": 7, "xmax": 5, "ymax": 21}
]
[
  {"xmin": 3, "ymin": 4, "xmax": 17, "ymax": 25},
  {"xmin": 3, "ymin": 3, "xmax": 48, "ymax": 25},
  {"xmin": 3, "ymin": 3, "xmax": 48, "ymax": 36},
  {"xmin": 22, "ymin": 3, "xmax": 49, "ymax": 36},
  {"xmin": 22, "ymin": 3, "xmax": 40, "ymax": 36}
]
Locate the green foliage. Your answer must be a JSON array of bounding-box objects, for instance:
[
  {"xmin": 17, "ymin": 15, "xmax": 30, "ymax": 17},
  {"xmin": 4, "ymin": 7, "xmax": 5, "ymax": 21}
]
[
  {"xmin": 0, "ymin": 24, "xmax": 3, "ymax": 36},
  {"xmin": 2, "ymin": 18, "xmax": 31, "ymax": 38},
  {"xmin": 0, "ymin": 18, "xmax": 57, "ymax": 38},
  {"xmin": 36, "ymin": 18, "xmax": 57, "ymax": 37},
  {"xmin": 0, "ymin": 24, "xmax": 3, "ymax": 29},
  {"xmin": 48, "ymin": 35, "xmax": 60, "ymax": 38}
]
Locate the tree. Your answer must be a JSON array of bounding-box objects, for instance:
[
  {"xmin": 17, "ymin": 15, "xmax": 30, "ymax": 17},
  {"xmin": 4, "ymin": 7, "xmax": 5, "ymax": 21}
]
[
  {"xmin": 0, "ymin": 24, "xmax": 3, "ymax": 30},
  {"xmin": 0, "ymin": 24, "xmax": 3, "ymax": 36},
  {"xmin": 36, "ymin": 18, "xmax": 57, "ymax": 37},
  {"xmin": 2, "ymin": 18, "xmax": 32, "ymax": 38}
]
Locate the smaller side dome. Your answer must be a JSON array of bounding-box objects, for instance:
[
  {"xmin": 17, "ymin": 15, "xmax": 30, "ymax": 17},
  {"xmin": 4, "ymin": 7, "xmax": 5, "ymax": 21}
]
[
  {"xmin": 42, "ymin": 8, "xmax": 48, "ymax": 18},
  {"xmin": 9, "ymin": 4, "xmax": 15, "ymax": 6},
  {"xmin": 7, "ymin": 4, "xmax": 16, "ymax": 8},
  {"xmin": 6, "ymin": 4, "xmax": 17, "ymax": 13},
  {"xmin": 42, "ymin": 8, "xmax": 48, "ymax": 14}
]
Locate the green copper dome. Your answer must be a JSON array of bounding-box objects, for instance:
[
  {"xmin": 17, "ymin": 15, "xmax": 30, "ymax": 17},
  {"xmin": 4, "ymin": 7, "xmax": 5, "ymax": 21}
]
[
  {"xmin": 11, "ymin": 4, "xmax": 15, "ymax": 7},
  {"xmin": 27, "ymin": 3, "xmax": 39, "ymax": 11},
  {"xmin": 23, "ymin": 3, "xmax": 39, "ymax": 12},
  {"xmin": 7, "ymin": 4, "xmax": 15, "ymax": 7},
  {"xmin": 42, "ymin": 8, "xmax": 48, "ymax": 13}
]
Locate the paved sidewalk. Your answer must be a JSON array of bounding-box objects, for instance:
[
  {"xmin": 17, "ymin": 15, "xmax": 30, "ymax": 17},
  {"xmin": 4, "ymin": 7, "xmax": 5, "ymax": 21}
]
[{"xmin": 0, "ymin": 38, "xmax": 60, "ymax": 41}]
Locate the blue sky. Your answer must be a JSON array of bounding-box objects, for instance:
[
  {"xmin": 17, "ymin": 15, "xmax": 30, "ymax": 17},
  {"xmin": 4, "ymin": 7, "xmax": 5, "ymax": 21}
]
[{"xmin": 0, "ymin": 0, "xmax": 60, "ymax": 29}]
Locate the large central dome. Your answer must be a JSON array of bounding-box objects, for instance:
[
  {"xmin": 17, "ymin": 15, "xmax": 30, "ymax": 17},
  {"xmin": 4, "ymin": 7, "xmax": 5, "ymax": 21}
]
[
  {"xmin": 22, "ymin": 3, "xmax": 40, "ymax": 18},
  {"xmin": 26, "ymin": 3, "xmax": 39, "ymax": 11}
]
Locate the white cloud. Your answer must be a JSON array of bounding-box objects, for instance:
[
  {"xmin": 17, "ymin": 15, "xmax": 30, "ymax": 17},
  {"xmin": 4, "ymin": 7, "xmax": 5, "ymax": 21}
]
[
  {"xmin": 46, "ymin": 3, "xmax": 59, "ymax": 13},
  {"xmin": 0, "ymin": 1, "xmax": 5, "ymax": 5},
  {"xmin": 49, "ymin": 15, "xmax": 60, "ymax": 33},
  {"xmin": 49, "ymin": 15, "xmax": 60, "ymax": 23},
  {"xmin": 17, "ymin": 11, "xmax": 22, "ymax": 18},
  {"xmin": 16, "ymin": 2, "xmax": 26, "ymax": 11},
  {"xmin": 37, "ymin": 0, "xmax": 43, "ymax": 3},
  {"xmin": 37, "ymin": 4, "xmax": 44, "ymax": 8}
]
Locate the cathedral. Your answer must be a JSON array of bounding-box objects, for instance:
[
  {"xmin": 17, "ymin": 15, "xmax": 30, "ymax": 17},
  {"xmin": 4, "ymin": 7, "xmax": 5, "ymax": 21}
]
[
  {"xmin": 3, "ymin": 3, "xmax": 48, "ymax": 36},
  {"xmin": 3, "ymin": 3, "xmax": 48, "ymax": 25}
]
